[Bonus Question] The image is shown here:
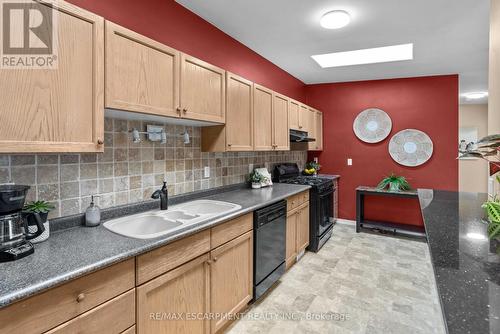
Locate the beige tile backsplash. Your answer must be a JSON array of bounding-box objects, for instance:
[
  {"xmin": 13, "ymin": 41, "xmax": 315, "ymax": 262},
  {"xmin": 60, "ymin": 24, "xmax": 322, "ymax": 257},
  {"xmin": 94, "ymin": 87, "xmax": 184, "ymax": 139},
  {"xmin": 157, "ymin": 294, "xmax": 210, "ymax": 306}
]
[{"xmin": 0, "ymin": 118, "xmax": 307, "ymax": 218}]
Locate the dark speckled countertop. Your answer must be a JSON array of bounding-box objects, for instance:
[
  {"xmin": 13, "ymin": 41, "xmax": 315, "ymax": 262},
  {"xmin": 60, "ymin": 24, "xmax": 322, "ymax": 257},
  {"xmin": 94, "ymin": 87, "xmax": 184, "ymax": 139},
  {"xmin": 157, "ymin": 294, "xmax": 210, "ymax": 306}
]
[
  {"xmin": 418, "ymin": 189, "xmax": 500, "ymax": 334},
  {"xmin": 0, "ymin": 183, "xmax": 310, "ymax": 309}
]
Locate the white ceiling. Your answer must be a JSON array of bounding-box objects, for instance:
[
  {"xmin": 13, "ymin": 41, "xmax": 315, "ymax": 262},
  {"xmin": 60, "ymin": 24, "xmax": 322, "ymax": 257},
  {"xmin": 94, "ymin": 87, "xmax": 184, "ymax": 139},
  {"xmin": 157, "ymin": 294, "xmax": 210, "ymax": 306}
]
[{"xmin": 176, "ymin": 0, "xmax": 490, "ymax": 104}]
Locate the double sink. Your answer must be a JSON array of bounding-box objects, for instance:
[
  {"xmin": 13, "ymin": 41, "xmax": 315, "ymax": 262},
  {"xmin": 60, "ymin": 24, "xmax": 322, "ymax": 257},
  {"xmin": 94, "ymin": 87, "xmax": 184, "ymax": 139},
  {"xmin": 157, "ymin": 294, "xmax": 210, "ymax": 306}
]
[{"xmin": 103, "ymin": 200, "xmax": 242, "ymax": 239}]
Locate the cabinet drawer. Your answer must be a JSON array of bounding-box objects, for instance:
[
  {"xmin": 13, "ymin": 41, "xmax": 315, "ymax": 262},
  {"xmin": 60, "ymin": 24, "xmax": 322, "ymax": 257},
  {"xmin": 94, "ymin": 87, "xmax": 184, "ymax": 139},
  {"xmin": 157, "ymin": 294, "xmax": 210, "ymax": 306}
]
[
  {"xmin": 287, "ymin": 194, "xmax": 300, "ymax": 211},
  {"xmin": 211, "ymin": 213, "xmax": 253, "ymax": 249},
  {"xmin": 0, "ymin": 259, "xmax": 135, "ymax": 334},
  {"xmin": 45, "ymin": 289, "xmax": 135, "ymax": 334},
  {"xmin": 136, "ymin": 230, "xmax": 210, "ymax": 285}
]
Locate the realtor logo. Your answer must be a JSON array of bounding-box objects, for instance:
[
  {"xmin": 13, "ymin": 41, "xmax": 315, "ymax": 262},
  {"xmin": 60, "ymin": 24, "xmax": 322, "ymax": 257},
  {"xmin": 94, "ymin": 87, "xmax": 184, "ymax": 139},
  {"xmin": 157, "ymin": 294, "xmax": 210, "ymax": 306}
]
[{"xmin": 1, "ymin": 0, "xmax": 58, "ymax": 68}]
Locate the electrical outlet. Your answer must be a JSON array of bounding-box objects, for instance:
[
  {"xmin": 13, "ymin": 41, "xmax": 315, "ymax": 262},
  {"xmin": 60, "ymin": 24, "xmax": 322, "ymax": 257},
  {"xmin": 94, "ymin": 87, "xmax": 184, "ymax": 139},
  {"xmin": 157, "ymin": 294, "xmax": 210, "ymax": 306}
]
[
  {"xmin": 203, "ymin": 166, "xmax": 210, "ymax": 178},
  {"xmin": 248, "ymin": 164, "xmax": 254, "ymax": 173},
  {"xmin": 347, "ymin": 158, "xmax": 352, "ymax": 166},
  {"xmin": 313, "ymin": 157, "xmax": 318, "ymax": 163}
]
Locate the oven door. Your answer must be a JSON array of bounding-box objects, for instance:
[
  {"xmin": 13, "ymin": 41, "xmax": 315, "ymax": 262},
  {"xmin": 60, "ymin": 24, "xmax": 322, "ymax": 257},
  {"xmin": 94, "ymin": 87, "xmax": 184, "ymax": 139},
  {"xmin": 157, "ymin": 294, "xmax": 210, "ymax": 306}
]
[{"xmin": 317, "ymin": 188, "xmax": 334, "ymax": 237}]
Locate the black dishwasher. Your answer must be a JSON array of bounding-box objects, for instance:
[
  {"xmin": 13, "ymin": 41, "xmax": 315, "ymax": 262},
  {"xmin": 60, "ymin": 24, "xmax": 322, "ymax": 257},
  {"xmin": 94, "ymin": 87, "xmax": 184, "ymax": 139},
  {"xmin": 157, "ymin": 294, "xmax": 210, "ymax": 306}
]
[{"xmin": 253, "ymin": 200, "xmax": 287, "ymax": 300}]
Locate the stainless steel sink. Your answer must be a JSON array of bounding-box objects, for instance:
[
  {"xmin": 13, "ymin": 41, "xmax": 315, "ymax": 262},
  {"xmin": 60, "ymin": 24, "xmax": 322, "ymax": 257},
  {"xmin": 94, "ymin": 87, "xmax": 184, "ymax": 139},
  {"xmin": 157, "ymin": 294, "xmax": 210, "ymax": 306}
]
[{"xmin": 103, "ymin": 200, "xmax": 242, "ymax": 239}]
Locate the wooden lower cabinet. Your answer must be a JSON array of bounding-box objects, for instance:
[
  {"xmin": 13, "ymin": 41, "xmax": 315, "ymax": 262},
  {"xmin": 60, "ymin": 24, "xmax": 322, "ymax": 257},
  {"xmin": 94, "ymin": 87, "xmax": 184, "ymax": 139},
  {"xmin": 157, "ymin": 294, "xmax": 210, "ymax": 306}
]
[
  {"xmin": 136, "ymin": 254, "xmax": 211, "ymax": 334},
  {"xmin": 286, "ymin": 196, "xmax": 310, "ymax": 270},
  {"xmin": 296, "ymin": 202, "xmax": 310, "ymax": 253},
  {"xmin": 45, "ymin": 289, "xmax": 135, "ymax": 334},
  {"xmin": 210, "ymin": 231, "xmax": 253, "ymax": 333},
  {"xmin": 285, "ymin": 210, "xmax": 298, "ymax": 269}
]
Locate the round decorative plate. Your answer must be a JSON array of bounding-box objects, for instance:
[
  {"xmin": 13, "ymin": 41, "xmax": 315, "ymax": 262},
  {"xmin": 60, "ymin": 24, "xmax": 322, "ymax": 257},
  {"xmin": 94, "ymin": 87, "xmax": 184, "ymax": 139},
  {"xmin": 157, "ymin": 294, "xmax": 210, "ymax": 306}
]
[
  {"xmin": 353, "ymin": 108, "xmax": 392, "ymax": 143},
  {"xmin": 389, "ymin": 129, "xmax": 433, "ymax": 167}
]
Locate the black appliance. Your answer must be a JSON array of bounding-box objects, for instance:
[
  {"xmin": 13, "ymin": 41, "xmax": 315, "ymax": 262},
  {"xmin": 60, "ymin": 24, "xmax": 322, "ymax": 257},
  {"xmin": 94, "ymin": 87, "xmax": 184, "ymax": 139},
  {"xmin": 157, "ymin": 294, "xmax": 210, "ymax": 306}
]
[
  {"xmin": 290, "ymin": 129, "xmax": 316, "ymax": 143},
  {"xmin": 253, "ymin": 200, "xmax": 287, "ymax": 300},
  {"xmin": 0, "ymin": 184, "xmax": 44, "ymax": 262},
  {"xmin": 273, "ymin": 163, "xmax": 335, "ymax": 252}
]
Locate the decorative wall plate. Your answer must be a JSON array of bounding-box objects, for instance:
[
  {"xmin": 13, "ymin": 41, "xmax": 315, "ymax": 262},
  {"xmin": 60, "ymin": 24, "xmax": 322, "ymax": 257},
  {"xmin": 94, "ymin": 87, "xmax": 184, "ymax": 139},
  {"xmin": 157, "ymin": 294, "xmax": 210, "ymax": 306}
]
[
  {"xmin": 389, "ymin": 129, "xmax": 433, "ymax": 167},
  {"xmin": 353, "ymin": 108, "xmax": 392, "ymax": 143}
]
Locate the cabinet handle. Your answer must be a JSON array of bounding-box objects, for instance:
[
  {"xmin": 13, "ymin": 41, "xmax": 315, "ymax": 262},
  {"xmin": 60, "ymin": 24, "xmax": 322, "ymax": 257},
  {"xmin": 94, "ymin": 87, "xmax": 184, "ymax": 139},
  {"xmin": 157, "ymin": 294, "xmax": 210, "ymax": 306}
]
[
  {"xmin": 213, "ymin": 257, "xmax": 218, "ymax": 262},
  {"xmin": 182, "ymin": 108, "xmax": 188, "ymax": 113},
  {"xmin": 207, "ymin": 260, "xmax": 212, "ymax": 265},
  {"xmin": 97, "ymin": 138, "xmax": 104, "ymax": 145},
  {"xmin": 176, "ymin": 107, "xmax": 181, "ymax": 113},
  {"xmin": 76, "ymin": 293, "xmax": 85, "ymax": 303}
]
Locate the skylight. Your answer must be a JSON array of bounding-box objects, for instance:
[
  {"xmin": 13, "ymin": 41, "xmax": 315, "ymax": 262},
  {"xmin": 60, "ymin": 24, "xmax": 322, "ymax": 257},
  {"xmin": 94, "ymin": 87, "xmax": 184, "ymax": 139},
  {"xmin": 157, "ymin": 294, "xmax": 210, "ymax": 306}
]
[{"xmin": 311, "ymin": 43, "xmax": 414, "ymax": 68}]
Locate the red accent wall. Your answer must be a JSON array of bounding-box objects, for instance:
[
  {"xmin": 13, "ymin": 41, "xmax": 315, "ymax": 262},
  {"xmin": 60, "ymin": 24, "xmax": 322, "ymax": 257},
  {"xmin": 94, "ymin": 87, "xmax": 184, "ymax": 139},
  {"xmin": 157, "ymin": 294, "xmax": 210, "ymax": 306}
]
[
  {"xmin": 67, "ymin": 0, "xmax": 306, "ymax": 102},
  {"xmin": 306, "ymin": 75, "xmax": 459, "ymax": 226}
]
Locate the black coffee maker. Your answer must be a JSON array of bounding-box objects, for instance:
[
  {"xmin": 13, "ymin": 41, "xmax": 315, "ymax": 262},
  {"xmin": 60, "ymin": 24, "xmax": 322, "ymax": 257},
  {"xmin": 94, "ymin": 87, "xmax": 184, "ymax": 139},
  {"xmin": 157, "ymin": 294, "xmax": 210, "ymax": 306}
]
[{"xmin": 0, "ymin": 185, "xmax": 45, "ymax": 262}]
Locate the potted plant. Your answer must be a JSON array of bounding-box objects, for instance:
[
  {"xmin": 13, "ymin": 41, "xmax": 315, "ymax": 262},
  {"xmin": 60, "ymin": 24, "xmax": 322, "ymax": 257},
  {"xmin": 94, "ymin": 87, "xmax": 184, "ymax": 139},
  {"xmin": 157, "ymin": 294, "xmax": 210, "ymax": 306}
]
[
  {"xmin": 377, "ymin": 173, "xmax": 412, "ymax": 192},
  {"xmin": 23, "ymin": 201, "xmax": 54, "ymax": 243},
  {"xmin": 248, "ymin": 170, "xmax": 264, "ymax": 189},
  {"xmin": 304, "ymin": 161, "xmax": 321, "ymax": 176}
]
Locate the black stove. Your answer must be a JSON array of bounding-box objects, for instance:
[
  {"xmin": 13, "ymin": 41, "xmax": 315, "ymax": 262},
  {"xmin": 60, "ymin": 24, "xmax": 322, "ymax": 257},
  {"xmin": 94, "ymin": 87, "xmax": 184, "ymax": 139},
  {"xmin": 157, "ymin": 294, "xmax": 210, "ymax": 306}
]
[{"xmin": 273, "ymin": 163, "xmax": 336, "ymax": 252}]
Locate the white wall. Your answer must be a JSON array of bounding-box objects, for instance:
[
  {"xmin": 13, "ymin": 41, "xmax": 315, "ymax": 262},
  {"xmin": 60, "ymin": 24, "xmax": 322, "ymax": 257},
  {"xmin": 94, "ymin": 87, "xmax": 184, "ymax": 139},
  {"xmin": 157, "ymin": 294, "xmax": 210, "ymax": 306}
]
[{"xmin": 459, "ymin": 104, "xmax": 489, "ymax": 193}]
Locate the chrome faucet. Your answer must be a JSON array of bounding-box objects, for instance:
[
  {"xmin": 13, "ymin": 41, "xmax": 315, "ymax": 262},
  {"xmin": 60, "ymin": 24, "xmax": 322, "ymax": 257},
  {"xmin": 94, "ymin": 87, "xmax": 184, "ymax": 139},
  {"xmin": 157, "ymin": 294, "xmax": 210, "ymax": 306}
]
[{"xmin": 151, "ymin": 181, "xmax": 168, "ymax": 210}]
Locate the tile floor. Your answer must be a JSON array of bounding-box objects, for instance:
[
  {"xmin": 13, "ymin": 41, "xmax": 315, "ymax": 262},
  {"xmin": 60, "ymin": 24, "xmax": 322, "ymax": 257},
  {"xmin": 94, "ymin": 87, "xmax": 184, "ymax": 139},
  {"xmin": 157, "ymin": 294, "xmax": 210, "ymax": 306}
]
[{"xmin": 227, "ymin": 224, "xmax": 446, "ymax": 334}]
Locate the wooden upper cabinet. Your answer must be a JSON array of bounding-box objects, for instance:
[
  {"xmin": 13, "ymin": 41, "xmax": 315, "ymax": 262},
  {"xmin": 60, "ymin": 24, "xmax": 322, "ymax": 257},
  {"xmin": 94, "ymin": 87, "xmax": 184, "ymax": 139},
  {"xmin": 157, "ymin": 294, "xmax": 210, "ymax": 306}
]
[
  {"xmin": 307, "ymin": 108, "xmax": 318, "ymax": 150},
  {"xmin": 298, "ymin": 104, "xmax": 309, "ymax": 131},
  {"xmin": 289, "ymin": 100, "xmax": 300, "ymax": 130},
  {"xmin": 210, "ymin": 231, "xmax": 253, "ymax": 334},
  {"xmin": 315, "ymin": 112, "xmax": 324, "ymax": 151},
  {"xmin": 105, "ymin": 21, "xmax": 180, "ymax": 118},
  {"xmin": 253, "ymin": 84, "xmax": 273, "ymax": 151},
  {"xmin": 225, "ymin": 73, "xmax": 253, "ymax": 151},
  {"xmin": 0, "ymin": 1, "xmax": 104, "ymax": 153},
  {"xmin": 273, "ymin": 93, "xmax": 290, "ymax": 151},
  {"xmin": 180, "ymin": 54, "xmax": 225, "ymax": 123},
  {"xmin": 137, "ymin": 254, "xmax": 211, "ymax": 334}
]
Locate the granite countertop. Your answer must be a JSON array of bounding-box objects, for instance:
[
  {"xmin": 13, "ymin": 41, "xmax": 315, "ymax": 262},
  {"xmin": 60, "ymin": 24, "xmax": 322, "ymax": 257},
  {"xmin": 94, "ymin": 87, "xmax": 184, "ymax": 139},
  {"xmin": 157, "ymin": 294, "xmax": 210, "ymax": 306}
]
[
  {"xmin": 417, "ymin": 190, "xmax": 500, "ymax": 334},
  {"xmin": 356, "ymin": 186, "xmax": 418, "ymax": 196},
  {"xmin": 0, "ymin": 183, "xmax": 310, "ymax": 309}
]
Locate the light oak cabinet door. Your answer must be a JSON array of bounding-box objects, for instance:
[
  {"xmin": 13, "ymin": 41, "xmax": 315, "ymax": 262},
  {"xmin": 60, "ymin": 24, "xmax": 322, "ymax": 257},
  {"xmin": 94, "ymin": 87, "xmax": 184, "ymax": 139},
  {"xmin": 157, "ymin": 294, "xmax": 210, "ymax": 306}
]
[
  {"xmin": 210, "ymin": 231, "xmax": 253, "ymax": 333},
  {"xmin": 225, "ymin": 73, "xmax": 253, "ymax": 151},
  {"xmin": 315, "ymin": 112, "xmax": 323, "ymax": 151},
  {"xmin": 0, "ymin": 1, "xmax": 104, "ymax": 153},
  {"xmin": 308, "ymin": 108, "xmax": 318, "ymax": 151},
  {"xmin": 272, "ymin": 93, "xmax": 290, "ymax": 151},
  {"xmin": 137, "ymin": 254, "xmax": 210, "ymax": 334},
  {"xmin": 105, "ymin": 21, "xmax": 180, "ymax": 118},
  {"xmin": 296, "ymin": 203, "xmax": 310, "ymax": 253},
  {"xmin": 289, "ymin": 100, "xmax": 300, "ymax": 130},
  {"xmin": 253, "ymin": 84, "xmax": 274, "ymax": 151},
  {"xmin": 298, "ymin": 104, "xmax": 309, "ymax": 132},
  {"xmin": 180, "ymin": 54, "xmax": 225, "ymax": 123},
  {"xmin": 286, "ymin": 211, "xmax": 297, "ymax": 269}
]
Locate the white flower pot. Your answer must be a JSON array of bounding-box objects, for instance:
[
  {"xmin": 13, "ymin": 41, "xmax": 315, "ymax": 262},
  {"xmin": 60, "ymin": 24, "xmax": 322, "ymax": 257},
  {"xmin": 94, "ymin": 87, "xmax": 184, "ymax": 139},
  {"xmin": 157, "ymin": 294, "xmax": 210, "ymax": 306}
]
[
  {"xmin": 251, "ymin": 183, "xmax": 262, "ymax": 189},
  {"xmin": 28, "ymin": 221, "xmax": 50, "ymax": 244}
]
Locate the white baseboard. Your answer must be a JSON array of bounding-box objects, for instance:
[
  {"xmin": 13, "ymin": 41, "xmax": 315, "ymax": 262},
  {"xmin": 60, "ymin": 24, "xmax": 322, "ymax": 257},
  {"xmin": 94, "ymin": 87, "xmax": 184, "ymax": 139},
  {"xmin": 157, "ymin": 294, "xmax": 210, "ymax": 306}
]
[{"xmin": 335, "ymin": 218, "xmax": 356, "ymax": 226}]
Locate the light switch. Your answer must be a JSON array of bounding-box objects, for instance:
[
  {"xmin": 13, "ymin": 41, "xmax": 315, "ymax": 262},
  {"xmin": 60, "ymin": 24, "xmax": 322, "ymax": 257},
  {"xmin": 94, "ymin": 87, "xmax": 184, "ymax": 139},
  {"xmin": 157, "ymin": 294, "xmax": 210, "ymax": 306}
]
[
  {"xmin": 347, "ymin": 158, "xmax": 352, "ymax": 166},
  {"xmin": 204, "ymin": 166, "xmax": 210, "ymax": 178}
]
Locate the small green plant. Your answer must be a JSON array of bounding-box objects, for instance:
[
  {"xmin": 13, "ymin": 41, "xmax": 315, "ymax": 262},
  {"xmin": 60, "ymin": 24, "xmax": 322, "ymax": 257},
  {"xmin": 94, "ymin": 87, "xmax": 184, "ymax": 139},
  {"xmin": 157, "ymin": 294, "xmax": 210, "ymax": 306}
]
[
  {"xmin": 248, "ymin": 170, "xmax": 264, "ymax": 184},
  {"xmin": 23, "ymin": 201, "xmax": 55, "ymax": 214},
  {"xmin": 483, "ymin": 199, "xmax": 500, "ymax": 239},
  {"xmin": 377, "ymin": 173, "xmax": 411, "ymax": 192}
]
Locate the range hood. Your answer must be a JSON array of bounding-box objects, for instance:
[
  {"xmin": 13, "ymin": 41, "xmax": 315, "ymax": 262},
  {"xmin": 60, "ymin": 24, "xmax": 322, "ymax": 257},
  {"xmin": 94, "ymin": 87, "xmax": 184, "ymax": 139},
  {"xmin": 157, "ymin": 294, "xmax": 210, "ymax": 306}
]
[{"xmin": 290, "ymin": 129, "xmax": 316, "ymax": 143}]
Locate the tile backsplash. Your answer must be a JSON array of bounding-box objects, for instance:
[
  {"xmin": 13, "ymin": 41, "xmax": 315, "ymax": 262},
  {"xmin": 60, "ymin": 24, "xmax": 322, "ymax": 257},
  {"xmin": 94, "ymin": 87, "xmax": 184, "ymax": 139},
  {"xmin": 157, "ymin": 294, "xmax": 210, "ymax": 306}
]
[{"xmin": 0, "ymin": 118, "xmax": 307, "ymax": 218}]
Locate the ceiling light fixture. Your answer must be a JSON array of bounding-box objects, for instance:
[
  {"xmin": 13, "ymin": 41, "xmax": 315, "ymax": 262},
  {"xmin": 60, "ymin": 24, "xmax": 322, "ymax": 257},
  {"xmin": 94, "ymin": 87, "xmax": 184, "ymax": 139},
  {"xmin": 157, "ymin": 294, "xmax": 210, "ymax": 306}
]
[
  {"xmin": 462, "ymin": 92, "xmax": 488, "ymax": 100},
  {"xmin": 320, "ymin": 10, "xmax": 351, "ymax": 29},
  {"xmin": 311, "ymin": 43, "xmax": 414, "ymax": 68}
]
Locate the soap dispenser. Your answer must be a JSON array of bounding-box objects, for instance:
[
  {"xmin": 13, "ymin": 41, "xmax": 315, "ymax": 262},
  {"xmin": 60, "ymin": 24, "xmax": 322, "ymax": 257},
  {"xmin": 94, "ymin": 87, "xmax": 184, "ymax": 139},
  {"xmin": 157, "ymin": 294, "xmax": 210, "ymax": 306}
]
[{"xmin": 85, "ymin": 195, "xmax": 101, "ymax": 227}]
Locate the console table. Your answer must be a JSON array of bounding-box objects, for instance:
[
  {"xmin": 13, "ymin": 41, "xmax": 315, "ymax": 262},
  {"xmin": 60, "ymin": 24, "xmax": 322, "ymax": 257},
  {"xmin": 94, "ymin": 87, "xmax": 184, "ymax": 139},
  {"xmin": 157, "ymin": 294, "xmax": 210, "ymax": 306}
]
[{"xmin": 355, "ymin": 186, "xmax": 423, "ymax": 235}]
